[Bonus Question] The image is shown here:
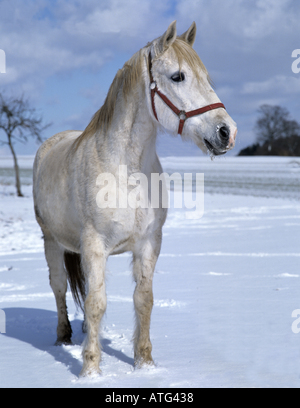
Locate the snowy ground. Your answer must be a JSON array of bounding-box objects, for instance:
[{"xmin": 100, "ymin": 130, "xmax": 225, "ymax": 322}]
[{"xmin": 0, "ymin": 156, "xmax": 300, "ymax": 388}]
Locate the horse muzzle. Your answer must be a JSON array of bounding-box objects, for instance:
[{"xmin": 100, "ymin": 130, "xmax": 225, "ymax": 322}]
[{"xmin": 204, "ymin": 123, "xmax": 237, "ymax": 156}]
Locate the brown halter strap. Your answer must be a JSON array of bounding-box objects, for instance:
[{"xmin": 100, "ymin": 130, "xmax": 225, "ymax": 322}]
[{"xmin": 148, "ymin": 53, "xmax": 226, "ymax": 135}]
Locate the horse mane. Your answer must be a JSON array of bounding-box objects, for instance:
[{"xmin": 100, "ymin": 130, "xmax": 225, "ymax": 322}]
[
  {"xmin": 73, "ymin": 49, "xmax": 144, "ymax": 149},
  {"xmin": 74, "ymin": 38, "xmax": 210, "ymax": 148}
]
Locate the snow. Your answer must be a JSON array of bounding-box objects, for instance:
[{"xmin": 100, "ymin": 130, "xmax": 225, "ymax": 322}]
[{"xmin": 0, "ymin": 156, "xmax": 300, "ymax": 387}]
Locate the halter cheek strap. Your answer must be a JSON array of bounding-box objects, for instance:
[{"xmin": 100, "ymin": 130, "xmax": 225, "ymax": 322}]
[{"xmin": 148, "ymin": 53, "xmax": 226, "ymax": 135}]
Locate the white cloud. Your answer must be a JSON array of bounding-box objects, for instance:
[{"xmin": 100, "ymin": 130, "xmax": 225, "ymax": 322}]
[
  {"xmin": 242, "ymin": 75, "xmax": 300, "ymax": 95},
  {"xmin": 1, "ymin": 0, "xmax": 300, "ymax": 155},
  {"xmin": 177, "ymin": 0, "xmax": 297, "ymax": 40},
  {"xmin": 0, "ymin": 0, "xmax": 174, "ymax": 94},
  {"xmin": 1, "ymin": 0, "xmax": 298, "ymax": 96}
]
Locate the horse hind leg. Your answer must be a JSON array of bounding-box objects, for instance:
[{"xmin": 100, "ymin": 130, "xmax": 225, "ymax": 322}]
[
  {"xmin": 64, "ymin": 251, "xmax": 87, "ymax": 333},
  {"xmin": 43, "ymin": 234, "xmax": 72, "ymax": 345}
]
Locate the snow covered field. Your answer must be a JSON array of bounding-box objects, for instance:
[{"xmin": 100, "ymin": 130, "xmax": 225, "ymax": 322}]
[{"xmin": 0, "ymin": 156, "xmax": 300, "ymax": 388}]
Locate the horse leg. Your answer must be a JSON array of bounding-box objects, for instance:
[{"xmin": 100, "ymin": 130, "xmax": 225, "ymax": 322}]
[
  {"xmin": 80, "ymin": 229, "xmax": 107, "ymax": 377},
  {"xmin": 44, "ymin": 234, "xmax": 72, "ymax": 345},
  {"xmin": 132, "ymin": 235, "xmax": 162, "ymax": 368}
]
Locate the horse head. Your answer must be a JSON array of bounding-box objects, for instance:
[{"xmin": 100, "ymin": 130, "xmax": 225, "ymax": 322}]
[{"xmin": 147, "ymin": 21, "xmax": 237, "ymax": 156}]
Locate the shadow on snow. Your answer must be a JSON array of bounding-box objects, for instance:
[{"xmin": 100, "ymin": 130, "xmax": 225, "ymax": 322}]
[{"xmin": 2, "ymin": 307, "xmax": 134, "ymax": 377}]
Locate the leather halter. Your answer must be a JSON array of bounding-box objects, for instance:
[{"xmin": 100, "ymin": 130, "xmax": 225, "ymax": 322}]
[{"xmin": 148, "ymin": 53, "xmax": 226, "ymax": 135}]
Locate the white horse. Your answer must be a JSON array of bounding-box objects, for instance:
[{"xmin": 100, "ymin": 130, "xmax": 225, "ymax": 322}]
[{"xmin": 33, "ymin": 21, "xmax": 237, "ymax": 377}]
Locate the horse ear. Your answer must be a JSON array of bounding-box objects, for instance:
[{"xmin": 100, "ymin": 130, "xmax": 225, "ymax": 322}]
[
  {"xmin": 178, "ymin": 22, "xmax": 197, "ymax": 47},
  {"xmin": 158, "ymin": 20, "xmax": 177, "ymax": 53}
]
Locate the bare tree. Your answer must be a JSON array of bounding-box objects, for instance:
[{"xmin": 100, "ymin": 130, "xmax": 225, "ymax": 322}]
[
  {"xmin": 0, "ymin": 93, "xmax": 51, "ymax": 196},
  {"xmin": 254, "ymin": 105, "xmax": 300, "ymax": 150}
]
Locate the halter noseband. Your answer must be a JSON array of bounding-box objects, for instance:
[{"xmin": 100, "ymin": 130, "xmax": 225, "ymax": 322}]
[{"xmin": 148, "ymin": 53, "xmax": 226, "ymax": 135}]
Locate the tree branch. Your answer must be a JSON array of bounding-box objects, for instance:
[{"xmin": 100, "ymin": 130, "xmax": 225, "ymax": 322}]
[{"xmin": 0, "ymin": 91, "xmax": 51, "ymax": 197}]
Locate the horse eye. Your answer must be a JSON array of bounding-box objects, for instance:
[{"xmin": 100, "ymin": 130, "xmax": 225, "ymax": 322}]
[{"xmin": 171, "ymin": 72, "xmax": 185, "ymax": 82}]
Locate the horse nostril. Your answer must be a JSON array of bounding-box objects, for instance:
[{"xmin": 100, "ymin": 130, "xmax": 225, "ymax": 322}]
[{"xmin": 218, "ymin": 125, "xmax": 230, "ymax": 141}]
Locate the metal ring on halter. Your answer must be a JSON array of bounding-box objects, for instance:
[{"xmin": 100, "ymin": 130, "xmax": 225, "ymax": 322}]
[
  {"xmin": 178, "ymin": 111, "xmax": 187, "ymax": 121},
  {"xmin": 150, "ymin": 82, "xmax": 156, "ymax": 90}
]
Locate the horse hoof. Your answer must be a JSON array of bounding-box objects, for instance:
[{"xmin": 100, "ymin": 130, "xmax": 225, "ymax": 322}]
[
  {"xmin": 79, "ymin": 366, "xmax": 101, "ymax": 378},
  {"xmin": 134, "ymin": 357, "xmax": 155, "ymax": 369},
  {"xmin": 55, "ymin": 338, "xmax": 73, "ymax": 346}
]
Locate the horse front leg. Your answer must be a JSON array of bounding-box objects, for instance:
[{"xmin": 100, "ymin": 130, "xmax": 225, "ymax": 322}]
[
  {"xmin": 132, "ymin": 235, "xmax": 162, "ymax": 368},
  {"xmin": 80, "ymin": 228, "xmax": 107, "ymax": 377}
]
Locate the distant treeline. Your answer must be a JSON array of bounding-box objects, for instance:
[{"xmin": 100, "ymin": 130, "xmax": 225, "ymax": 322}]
[
  {"xmin": 238, "ymin": 134, "xmax": 300, "ymax": 156},
  {"xmin": 238, "ymin": 104, "xmax": 300, "ymax": 156}
]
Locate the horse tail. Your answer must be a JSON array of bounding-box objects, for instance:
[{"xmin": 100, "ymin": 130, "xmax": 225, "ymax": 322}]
[{"xmin": 64, "ymin": 251, "xmax": 86, "ymax": 312}]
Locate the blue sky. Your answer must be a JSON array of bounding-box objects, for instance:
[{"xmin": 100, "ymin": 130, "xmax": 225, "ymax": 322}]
[{"xmin": 0, "ymin": 0, "xmax": 300, "ymax": 157}]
